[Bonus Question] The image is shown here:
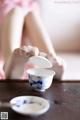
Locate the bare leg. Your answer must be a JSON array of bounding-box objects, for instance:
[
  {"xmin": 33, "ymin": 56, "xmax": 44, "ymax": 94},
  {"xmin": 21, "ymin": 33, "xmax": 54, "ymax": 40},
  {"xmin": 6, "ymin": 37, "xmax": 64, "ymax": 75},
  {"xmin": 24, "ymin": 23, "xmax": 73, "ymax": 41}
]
[
  {"xmin": 1, "ymin": 7, "xmax": 25, "ymax": 78},
  {"xmin": 24, "ymin": 10, "xmax": 56, "ymax": 57},
  {"xmin": 24, "ymin": 10, "xmax": 65, "ymax": 80}
]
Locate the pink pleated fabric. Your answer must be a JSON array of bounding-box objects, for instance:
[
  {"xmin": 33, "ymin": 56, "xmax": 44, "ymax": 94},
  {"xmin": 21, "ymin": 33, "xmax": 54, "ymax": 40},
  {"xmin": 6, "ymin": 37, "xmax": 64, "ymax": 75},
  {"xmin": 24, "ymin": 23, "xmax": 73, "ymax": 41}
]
[{"xmin": 0, "ymin": 0, "xmax": 37, "ymax": 22}]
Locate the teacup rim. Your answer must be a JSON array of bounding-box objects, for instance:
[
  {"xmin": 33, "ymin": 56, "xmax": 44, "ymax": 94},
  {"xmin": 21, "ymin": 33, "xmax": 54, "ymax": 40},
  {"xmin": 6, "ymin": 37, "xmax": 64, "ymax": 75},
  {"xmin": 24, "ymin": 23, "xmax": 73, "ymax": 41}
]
[{"xmin": 27, "ymin": 68, "xmax": 55, "ymax": 77}]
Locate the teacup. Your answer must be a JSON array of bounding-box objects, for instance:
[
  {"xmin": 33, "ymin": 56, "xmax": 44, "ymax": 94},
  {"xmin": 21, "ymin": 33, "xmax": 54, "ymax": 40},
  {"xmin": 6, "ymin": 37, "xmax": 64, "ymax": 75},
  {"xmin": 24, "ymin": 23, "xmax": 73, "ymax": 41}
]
[{"xmin": 27, "ymin": 68, "xmax": 55, "ymax": 92}]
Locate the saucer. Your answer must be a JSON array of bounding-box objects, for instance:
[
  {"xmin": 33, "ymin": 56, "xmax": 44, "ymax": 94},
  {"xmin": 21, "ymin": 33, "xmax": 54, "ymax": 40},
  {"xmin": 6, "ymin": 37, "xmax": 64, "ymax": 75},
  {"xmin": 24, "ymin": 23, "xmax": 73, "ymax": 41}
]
[
  {"xmin": 10, "ymin": 96, "xmax": 50, "ymax": 116},
  {"xmin": 28, "ymin": 56, "xmax": 52, "ymax": 68}
]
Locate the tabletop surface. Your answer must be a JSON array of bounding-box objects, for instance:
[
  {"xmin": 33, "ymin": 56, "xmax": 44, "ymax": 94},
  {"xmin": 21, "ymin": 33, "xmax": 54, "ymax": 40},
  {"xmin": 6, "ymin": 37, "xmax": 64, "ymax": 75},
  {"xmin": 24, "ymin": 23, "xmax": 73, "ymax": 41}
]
[{"xmin": 0, "ymin": 81, "xmax": 80, "ymax": 120}]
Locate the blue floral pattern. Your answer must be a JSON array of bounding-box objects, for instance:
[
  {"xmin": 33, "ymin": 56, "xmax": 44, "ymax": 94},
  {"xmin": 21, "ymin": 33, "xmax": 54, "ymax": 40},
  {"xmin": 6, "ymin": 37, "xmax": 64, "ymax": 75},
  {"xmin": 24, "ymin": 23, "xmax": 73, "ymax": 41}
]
[
  {"xmin": 29, "ymin": 75, "xmax": 44, "ymax": 90},
  {"xmin": 15, "ymin": 98, "xmax": 43, "ymax": 108},
  {"xmin": 30, "ymin": 80, "xmax": 43, "ymax": 90}
]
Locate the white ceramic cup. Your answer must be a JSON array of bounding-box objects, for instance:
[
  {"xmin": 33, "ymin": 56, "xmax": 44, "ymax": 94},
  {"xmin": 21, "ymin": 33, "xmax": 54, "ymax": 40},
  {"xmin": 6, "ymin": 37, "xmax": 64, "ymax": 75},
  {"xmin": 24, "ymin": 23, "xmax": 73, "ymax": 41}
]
[{"xmin": 27, "ymin": 68, "xmax": 55, "ymax": 92}]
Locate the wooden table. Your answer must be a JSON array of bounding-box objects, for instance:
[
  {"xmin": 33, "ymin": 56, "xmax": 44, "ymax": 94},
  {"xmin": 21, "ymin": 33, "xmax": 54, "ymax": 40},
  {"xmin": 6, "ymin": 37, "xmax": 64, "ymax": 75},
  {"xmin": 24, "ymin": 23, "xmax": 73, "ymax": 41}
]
[{"xmin": 0, "ymin": 80, "xmax": 80, "ymax": 120}]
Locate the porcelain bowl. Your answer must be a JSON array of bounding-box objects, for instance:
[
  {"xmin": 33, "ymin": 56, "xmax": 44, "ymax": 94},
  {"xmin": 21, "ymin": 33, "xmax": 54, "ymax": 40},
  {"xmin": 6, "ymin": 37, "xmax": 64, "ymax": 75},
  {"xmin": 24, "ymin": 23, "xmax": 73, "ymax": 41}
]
[{"xmin": 27, "ymin": 68, "xmax": 55, "ymax": 92}]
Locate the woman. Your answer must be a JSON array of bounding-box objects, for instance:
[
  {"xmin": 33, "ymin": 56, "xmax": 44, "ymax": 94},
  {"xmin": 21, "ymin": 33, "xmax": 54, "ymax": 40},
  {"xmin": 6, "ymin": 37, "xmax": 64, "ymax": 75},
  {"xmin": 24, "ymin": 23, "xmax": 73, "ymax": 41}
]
[{"xmin": 0, "ymin": 0, "xmax": 65, "ymax": 79}]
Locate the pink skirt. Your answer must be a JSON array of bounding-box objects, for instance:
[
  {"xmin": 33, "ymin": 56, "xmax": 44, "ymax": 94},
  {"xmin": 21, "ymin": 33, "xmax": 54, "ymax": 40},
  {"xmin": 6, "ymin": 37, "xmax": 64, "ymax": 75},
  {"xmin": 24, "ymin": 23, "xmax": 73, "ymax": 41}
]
[{"xmin": 0, "ymin": 0, "xmax": 38, "ymax": 22}]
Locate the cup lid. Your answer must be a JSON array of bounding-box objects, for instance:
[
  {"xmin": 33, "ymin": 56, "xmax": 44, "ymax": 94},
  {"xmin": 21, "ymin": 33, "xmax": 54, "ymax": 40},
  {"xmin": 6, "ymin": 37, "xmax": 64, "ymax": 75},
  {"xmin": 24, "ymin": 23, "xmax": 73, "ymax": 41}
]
[{"xmin": 27, "ymin": 56, "xmax": 52, "ymax": 68}]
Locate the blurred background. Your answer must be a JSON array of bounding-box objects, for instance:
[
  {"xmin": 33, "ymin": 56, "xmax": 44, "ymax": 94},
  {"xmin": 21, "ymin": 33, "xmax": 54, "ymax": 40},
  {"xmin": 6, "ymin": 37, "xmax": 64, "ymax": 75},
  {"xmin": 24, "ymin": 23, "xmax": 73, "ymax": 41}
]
[{"xmin": 38, "ymin": 0, "xmax": 80, "ymax": 80}]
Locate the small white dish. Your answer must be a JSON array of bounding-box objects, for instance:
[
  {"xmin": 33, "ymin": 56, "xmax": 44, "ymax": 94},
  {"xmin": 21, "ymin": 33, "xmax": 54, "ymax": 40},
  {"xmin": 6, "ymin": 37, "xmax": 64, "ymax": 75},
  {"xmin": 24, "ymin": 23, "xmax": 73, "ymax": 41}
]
[
  {"xmin": 28, "ymin": 56, "xmax": 52, "ymax": 68},
  {"xmin": 10, "ymin": 96, "xmax": 50, "ymax": 116}
]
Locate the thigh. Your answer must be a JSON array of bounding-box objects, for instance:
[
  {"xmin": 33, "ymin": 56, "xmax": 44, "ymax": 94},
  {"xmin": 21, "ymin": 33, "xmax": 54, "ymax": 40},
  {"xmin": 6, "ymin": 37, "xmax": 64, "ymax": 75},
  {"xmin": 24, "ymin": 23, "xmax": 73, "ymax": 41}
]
[
  {"xmin": 1, "ymin": 7, "xmax": 25, "ymax": 61},
  {"xmin": 24, "ymin": 10, "xmax": 55, "ymax": 55}
]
